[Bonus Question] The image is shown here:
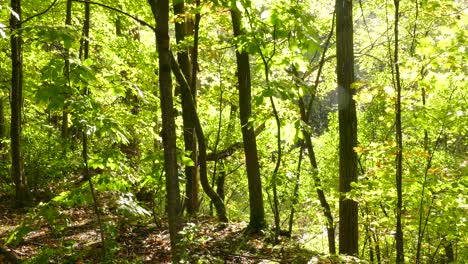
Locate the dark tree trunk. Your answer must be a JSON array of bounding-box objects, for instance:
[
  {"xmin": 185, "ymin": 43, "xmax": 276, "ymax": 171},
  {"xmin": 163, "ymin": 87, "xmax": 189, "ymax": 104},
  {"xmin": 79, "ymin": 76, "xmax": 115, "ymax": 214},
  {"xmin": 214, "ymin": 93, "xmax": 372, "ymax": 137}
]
[
  {"xmin": 230, "ymin": 7, "xmax": 265, "ymax": 232},
  {"xmin": 393, "ymin": 1, "xmax": 404, "ymax": 262},
  {"xmin": 10, "ymin": 0, "xmax": 31, "ymax": 207},
  {"xmin": 444, "ymin": 241, "xmax": 454, "ymax": 263},
  {"xmin": 170, "ymin": 53, "xmax": 228, "ymax": 223},
  {"xmin": 216, "ymin": 161, "xmax": 225, "ymax": 201},
  {"xmin": 149, "ymin": 0, "xmax": 182, "ymax": 260},
  {"xmin": 173, "ymin": 0, "xmax": 199, "ymax": 216},
  {"xmin": 336, "ymin": 0, "xmax": 359, "ymax": 255}
]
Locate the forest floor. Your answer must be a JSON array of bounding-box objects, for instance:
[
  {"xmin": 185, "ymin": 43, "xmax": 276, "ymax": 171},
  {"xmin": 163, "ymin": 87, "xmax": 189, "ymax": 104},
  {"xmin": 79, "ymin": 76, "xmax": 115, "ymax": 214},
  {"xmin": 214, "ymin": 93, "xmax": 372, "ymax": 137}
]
[{"xmin": 0, "ymin": 196, "xmax": 364, "ymax": 263}]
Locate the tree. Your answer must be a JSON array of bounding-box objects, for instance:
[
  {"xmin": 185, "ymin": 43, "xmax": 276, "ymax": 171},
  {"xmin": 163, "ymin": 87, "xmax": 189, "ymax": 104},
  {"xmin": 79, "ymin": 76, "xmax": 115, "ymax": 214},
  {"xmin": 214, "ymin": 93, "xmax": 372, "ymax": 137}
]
[
  {"xmin": 79, "ymin": 0, "xmax": 106, "ymax": 257},
  {"xmin": 170, "ymin": 52, "xmax": 228, "ymax": 223},
  {"xmin": 61, "ymin": 0, "xmax": 72, "ymax": 142},
  {"xmin": 294, "ymin": 11, "xmax": 337, "ymax": 254},
  {"xmin": 173, "ymin": 0, "xmax": 199, "ymax": 216},
  {"xmin": 336, "ymin": 0, "xmax": 358, "ymax": 255},
  {"xmin": 392, "ymin": 0, "xmax": 404, "ymax": 262},
  {"xmin": 230, "ymin": 5, "xmax": 265, "ymax": 232},
  {"xmin": 10, "ymin": 0, "xmax": 31, "ymax": 207},
  {"xmin": 148, "ymin": 0, "xmax": 181, "ymax": 261}
]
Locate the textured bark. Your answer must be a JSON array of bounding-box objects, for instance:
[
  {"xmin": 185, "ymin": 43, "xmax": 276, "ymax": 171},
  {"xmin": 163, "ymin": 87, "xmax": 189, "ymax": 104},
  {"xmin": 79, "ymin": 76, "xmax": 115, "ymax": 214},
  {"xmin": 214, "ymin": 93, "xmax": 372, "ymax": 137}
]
[
  {"xmin": 10, "ymin": 0, "xmax": 31, "ymax": 207},
  {"xmin": 230, "ymin": 8, "xmax": 265, "ymax": 232},
  {"xmin": 149, "ymin": 0, "xmax": 181, "ymax": 260},
  {"xmin": 174, "ymin": 0, "xmax": 199, "ymax": 216},
  {"xmin": 336, "ymin": 0, "xmax": 359, "ymax": 255}
]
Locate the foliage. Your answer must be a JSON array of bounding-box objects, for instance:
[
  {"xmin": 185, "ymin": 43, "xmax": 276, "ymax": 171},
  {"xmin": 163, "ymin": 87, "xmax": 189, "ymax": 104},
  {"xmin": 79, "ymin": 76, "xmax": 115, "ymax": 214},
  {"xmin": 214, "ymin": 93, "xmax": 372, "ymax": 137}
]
[{"xmin": 0, "ymin": 0, "xmax": 466, "ymax": 262}]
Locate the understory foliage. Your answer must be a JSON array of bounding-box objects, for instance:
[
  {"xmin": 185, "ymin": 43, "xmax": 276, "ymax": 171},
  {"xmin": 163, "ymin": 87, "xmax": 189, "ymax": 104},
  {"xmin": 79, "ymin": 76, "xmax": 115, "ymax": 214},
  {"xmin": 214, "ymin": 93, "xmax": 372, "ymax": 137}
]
[{"xmin": 0, "ymin": 0, "xmax": 466, "ymax": 263}]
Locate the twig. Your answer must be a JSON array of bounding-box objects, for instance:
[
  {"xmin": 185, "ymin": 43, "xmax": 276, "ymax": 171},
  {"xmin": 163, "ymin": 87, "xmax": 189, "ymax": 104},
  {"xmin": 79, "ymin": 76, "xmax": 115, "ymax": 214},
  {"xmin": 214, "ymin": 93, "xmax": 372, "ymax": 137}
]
[
  {"xmin": 71, "ymin": 0, "xmax": 155, "ymax": 32},
  {"xmin": 22, "ymin": 0, "xmax": 59, "ymax": 25}
]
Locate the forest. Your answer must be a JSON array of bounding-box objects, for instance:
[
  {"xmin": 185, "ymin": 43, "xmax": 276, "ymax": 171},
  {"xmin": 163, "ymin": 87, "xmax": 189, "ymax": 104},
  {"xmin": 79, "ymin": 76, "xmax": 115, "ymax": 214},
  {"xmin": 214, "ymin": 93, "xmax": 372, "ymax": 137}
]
[{"xmin": 0, "ymin": 0, "xmax": 466, "ymax": 263}]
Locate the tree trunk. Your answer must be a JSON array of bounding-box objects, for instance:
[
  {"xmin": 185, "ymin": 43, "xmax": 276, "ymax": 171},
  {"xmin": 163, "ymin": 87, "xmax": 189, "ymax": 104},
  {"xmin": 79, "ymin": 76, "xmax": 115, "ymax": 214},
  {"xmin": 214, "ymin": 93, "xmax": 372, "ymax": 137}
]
[
  {"xmin": 79, "ymin": 0, "xmax": 106, "ymax": 258},
  {"xmin": 173, "ymin": 0, "xmax": 199, "ymax": 216},
  {"xmin": 216, "ymin": 162, "xmax": 226, "ymax": 202},
  {"xmin": 10, "ymin": 0, "xmax": 31, "ymax": 207},
  {"xmin": 336, "ymin": 0, "xmax": 359, "ymax": 255},
  {"xmin": 149, "ymin": 0, "xmax": 181, "ymax": 261},
  {"xmin": 170, "ymin": 53, "xmax": 228, "ymax": 223},
  {"xmin": 299, "ymin": 99, "xmax": 336, "ymax": 254},
  {"xmin": 288, "ymin": 143, "xmax": 303, "ymax": 236},
  {"xmin": 230, "ymin": 7, "xmax": 265, "ymax": 232},
  {"xmin": 393, "ymin": 0, "xmax": 404, "ymax": 262},
  {"xmin": 0, "ymin": 97, "xmax": 5, "ymax": 152},
  {"xmin": 62, "ymin": 0, "xmax": 72, "ymax": 143}
]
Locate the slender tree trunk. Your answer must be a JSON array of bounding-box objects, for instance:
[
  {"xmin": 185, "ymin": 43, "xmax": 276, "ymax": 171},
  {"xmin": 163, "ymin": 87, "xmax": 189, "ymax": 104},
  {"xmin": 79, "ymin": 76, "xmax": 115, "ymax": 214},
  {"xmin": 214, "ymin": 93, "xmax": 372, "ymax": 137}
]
[
  {"xmin": 149, "ymin": 1, "xmax": 182, "ymax": 260},
  {"xmin": 299, "ymin": 99, "xmax": 336, "ymax": 254},
  {"xmin": 230, "ymin": 7, "xmax": 265, "ymax": 232},
  {"xmin": 10, "ymin": 0, "xmax": 31, "ymax": 207},
  {"xmin": 290, "ymin": 12, "xmax": 336, "ymax": 253},
  {"xmin": 288, "ymin": 143, "xmax": 304, "ymax": 236},
  {"xmin": 0, "ymin": 98, "xmax": 5, "ymax": 152},
  {"xmin": 62, "ymin": 0, "xmax": 72, "ymax": 143},
  {"xmin": 170, "ymin": 53, "xmax": 228, "ymax": 223},
  {"xmin": 210, "ymin": 83, "xmax": 224, "ymax": 215},
  {"xmin": 79, "ymin": 0, "xmax": 106, "ymax": 258},
  {"xmin": 173, "ymin": 0, "xmax": 199, "ymax": 216},
  {"xmin": 393, "ymin": 0, "xmax": 404, "ymax": 262},
  {"xmin": 336, "ymin": 0, "xmax": 358, "ymax": 255}
]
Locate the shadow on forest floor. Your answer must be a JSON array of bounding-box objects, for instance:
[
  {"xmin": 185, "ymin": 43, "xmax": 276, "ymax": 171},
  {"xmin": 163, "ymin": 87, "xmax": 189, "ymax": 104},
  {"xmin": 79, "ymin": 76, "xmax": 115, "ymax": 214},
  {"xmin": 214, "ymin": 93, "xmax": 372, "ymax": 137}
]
[{"xmin": 0, "ymin": 196, "xmax": 365, "ymax": 263}]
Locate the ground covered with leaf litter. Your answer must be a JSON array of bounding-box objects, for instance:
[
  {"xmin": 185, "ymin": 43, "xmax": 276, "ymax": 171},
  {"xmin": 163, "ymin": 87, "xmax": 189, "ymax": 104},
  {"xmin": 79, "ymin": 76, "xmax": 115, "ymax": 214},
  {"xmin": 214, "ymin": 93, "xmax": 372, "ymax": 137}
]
[{"xmin": 0, "ymin": 197, "xmax": 365, "ymax": 263}]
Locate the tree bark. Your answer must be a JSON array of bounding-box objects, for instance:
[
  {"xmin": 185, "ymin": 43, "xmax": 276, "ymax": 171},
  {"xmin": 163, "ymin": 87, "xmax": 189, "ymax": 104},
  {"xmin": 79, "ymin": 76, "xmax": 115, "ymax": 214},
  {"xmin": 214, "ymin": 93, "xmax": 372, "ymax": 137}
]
[
  {"xmin": 173, "ymin": 0, "xmax": 199, "ymax": 216},
  {"xmin": 10, "ymin": 0, "xmax": 31, "ymax": 207},
  {"xmin": 149, "ymin": 0, "xmax": 181, "ymax": 261},
  {"xmin": 336, "ymin": 0, "xmax": 359, "ymax": 255},
  {"xmin": 393, "ymin": 0, "xmax": 404, "ymax": 262},
  {"xmin": 230, "ymin": 7, "xmax": 265, "ymax": 232}
]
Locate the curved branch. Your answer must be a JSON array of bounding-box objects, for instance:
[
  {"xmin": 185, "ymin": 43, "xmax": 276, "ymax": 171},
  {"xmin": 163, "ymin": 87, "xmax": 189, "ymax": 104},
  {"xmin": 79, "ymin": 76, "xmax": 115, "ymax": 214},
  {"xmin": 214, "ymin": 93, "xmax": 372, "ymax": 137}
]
[
  {"xmin": 22, "ymin": 0, "xmax": 59, "ymax": 25},
  {"xmin": 71, "ymin": 0, "xmax": 156, "ymax": 32},
  {"xmin": 170, "ymin": 50, "xmax": 228, "ymax": 223}
]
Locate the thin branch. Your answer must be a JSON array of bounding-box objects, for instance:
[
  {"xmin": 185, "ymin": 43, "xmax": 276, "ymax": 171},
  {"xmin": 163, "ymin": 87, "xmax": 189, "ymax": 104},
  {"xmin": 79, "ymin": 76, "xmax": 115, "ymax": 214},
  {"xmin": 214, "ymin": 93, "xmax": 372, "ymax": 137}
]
[
  {"xmin": 71, "ymin": 0, "xmax": 156, "ymax": 32},
  {"xmin": 306, "ymin": 11, "xmax": 335, "ymax": 119},
  {"xmin": 22, "ymin": 0, "xmax": 59, "ymax": 25}
]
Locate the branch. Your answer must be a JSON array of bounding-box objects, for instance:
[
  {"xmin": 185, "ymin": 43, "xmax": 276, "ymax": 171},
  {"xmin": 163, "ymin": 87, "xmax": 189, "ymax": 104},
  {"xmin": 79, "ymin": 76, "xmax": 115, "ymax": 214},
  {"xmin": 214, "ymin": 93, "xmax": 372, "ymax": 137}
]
[
  {"xmin": 306, "ymin": 11, "xmax": 335, "ymax": 118},
  {"xmin": 206, "ymin": 122, "xmax": 266, "ymax": 161},
  {"xmin": 71, "ymin": 0, "xmax": 156, "ymax": 32},
  {"xmin": 22, "ymin": 0, "xmax": 59, "ymax": 25}
]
